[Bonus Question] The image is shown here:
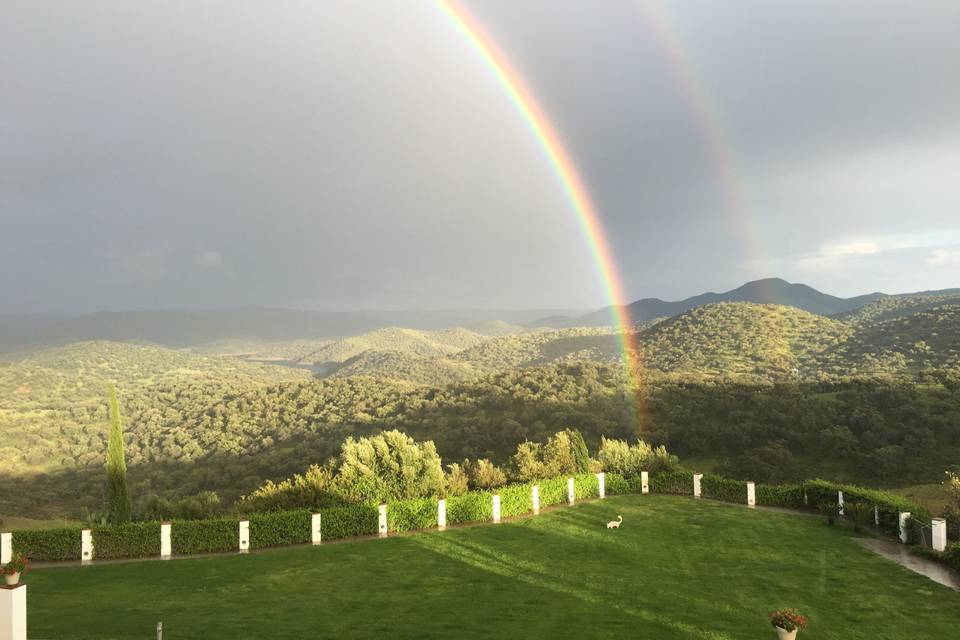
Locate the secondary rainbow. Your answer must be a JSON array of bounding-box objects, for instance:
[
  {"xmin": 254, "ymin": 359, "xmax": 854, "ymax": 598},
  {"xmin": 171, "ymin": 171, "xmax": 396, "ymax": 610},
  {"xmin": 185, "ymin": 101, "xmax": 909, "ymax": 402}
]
[{"xmin": 434, "ymin": 0, "xmax": 642, "ymax": 390}]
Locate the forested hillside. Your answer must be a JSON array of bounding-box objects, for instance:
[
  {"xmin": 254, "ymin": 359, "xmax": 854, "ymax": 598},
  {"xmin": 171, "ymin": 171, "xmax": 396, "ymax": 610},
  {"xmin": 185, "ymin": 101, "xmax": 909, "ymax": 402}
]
[{"xmin": 3, "ymin": 296, "xmax": 960, "ymax": 520}]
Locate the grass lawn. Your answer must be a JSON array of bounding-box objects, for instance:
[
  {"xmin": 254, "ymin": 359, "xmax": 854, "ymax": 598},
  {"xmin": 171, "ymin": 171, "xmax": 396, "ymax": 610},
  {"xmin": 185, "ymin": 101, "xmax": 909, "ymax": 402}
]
[{"xmin": 26, "ymin": 495, "xmax": 960, "ymax": 639}]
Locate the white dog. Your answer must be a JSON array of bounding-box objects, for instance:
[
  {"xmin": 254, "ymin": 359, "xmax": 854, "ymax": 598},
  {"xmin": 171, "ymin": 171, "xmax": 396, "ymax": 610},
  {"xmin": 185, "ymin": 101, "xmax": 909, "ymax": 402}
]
[{"xmin": 606, "ymin": 515, "xmax": 623, "ymax": 529}]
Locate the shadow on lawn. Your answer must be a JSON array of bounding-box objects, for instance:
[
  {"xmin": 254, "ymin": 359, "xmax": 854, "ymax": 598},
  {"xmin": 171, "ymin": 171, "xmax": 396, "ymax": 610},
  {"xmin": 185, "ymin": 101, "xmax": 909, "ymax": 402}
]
[{"xmin": 409, "ymin": 509, "xmax": 732, "ymax": 640}]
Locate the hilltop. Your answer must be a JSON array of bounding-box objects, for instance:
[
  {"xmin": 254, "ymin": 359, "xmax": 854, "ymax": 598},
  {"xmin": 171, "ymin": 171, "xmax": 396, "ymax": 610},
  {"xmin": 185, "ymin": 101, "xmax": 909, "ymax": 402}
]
[{"xmin": 636, "ymin": 302, "xmax": 853, "ymax": 379}]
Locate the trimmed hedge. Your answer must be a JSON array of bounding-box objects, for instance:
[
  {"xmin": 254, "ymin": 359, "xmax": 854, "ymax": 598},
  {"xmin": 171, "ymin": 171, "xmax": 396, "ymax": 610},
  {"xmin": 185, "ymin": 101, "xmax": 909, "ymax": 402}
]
[
  {"xmin": 701, "ymin": 475, "xmax": 746, "ymax": 503},
  {"xmin": 321, "ymin": 505, "xmax": 378, "ymax": 540},
  {"xmin": 574, "ymin": 473, "xmax": 600, "ymax": 500},
  {"xmin": 250, "ymin": 510, "xmax": 312, "ymax": 549},
  {"xmin": 756, "ymin": 484, "xmax": 805, "ymax": 509},
  {"xmin": 803, "ymin": 479, "xmax": 928, "ymax": 538},
  {"xmin": 650, "ymin": 470, "xmax": 694, "ymax": 495},
  {"xmin": 171, "ymin": 518, "xmax": 237, "ymax": 555},
  {"xmin": 446, "ymin": 491, "xmax": 492, "ymax": 525},
  {"xmin": 11, "ymin": 471, "xmax": 933, "ymax": 564},
  {"xmin": 912, "ymin": 542, "xmax": 960, "ymax": 573},
  {"xmin": 93, "ymin": 521, "xmax": 161, "ymax": 560},
  {"xmin": 604, "ymin": 472, "xmax": 631, "ymax": 495},
  {"xmin": 387, "ymin": 498, "xmax": 437, "ymax": 533},
  {"xmin": 499, "ymin": 483, "xmax": 533, "ymax": 519},
  {"xmin": 12, "ymin": 527, "xmax": 83, "ymax": 562},
  {"xmin": 538, "ymin": 476, "xmax": 568, "ymax": 507}
]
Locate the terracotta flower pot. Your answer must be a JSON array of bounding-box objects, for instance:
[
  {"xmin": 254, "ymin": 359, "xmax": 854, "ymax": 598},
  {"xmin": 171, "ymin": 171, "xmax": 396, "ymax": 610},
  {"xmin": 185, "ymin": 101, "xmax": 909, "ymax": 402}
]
[
  {"xmin": 4, "ymin": 572, "xmax": 20, "ymax": 586},
  {"xmin": 775, "ymin": 626, "xmax": 797, "ymax": 640}
]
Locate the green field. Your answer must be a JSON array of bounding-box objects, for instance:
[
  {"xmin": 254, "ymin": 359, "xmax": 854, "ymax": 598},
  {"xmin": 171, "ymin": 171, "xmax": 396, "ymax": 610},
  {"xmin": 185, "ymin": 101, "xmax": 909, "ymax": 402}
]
[{"xmin": 26, "ymin": 496, "xmax": 960, "ymax": 639}]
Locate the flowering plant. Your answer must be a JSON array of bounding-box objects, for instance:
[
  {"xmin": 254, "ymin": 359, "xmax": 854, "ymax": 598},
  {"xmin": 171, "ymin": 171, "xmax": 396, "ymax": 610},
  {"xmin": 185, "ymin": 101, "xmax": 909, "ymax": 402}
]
[
  {"xmin": 2, "ymin": 555, "xmax": 31, "ymax": 577},
  {"xmin": 769, "ymin": 608, "xmax": 808, "ymax": 631}
]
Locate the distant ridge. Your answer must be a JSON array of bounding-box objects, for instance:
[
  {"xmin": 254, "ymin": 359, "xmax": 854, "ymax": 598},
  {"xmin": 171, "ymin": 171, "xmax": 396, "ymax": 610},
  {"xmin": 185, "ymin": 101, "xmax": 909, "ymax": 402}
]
[
  {"xmin": 537, "ymin": 278, "xmax": 958, "ymax": 328},
  {"xmin": 0, "ymin": 307, "xmax": 584, "ymax": 352}
]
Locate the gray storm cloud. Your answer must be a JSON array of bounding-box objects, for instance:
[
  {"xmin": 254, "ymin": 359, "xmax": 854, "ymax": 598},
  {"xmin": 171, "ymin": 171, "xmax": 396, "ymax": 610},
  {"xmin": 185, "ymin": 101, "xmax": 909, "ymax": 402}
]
[{"xmin": 2, "ymin": 0, "xmax": 958, "ymax": 314}]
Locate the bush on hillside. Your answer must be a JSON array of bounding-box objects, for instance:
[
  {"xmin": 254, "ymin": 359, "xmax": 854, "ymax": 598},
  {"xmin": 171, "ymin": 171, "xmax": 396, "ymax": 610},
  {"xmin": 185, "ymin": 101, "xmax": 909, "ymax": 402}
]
[
  {"xmin": 336, "ymin": 430, "xmax": 445, "ymax": 504},
  {"xmin": 465, "ymin": 458, "xmax": 508, "ymax": 489},
  {"xmin": 597, "ymin": 437, "xmax": 677, "ymax": 477},
  {"xmin": 237, "ymin": 466, "xmax": 343, "ymax": 513}
]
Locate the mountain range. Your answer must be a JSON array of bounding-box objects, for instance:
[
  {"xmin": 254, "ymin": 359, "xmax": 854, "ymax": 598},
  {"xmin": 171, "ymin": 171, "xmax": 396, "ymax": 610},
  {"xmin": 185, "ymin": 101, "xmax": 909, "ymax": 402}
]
[
  {"xmin": 2, "ymin": 278, "xmax": 958, "ymax": 352},
  {"xmin": 539, "ymin": 278, "xmax": 960, "ymax": 327}
]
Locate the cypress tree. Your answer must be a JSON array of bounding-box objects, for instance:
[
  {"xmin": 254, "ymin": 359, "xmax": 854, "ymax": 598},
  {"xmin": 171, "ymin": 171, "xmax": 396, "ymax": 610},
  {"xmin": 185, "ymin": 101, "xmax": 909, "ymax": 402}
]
[
  {"xmin": 565, "ymin": 429, "xmax": 591, "ymax": 473},
  {"xmin": 105, "ymin": 385, "xmax": 131, "ymax": 523}
]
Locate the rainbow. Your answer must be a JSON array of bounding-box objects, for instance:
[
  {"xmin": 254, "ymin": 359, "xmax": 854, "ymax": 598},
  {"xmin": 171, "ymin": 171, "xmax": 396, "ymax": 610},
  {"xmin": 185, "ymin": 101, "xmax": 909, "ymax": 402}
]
[
  {"xmin": 635, "ymin": 1, "xmax": 759, "ymax": 266},
  {"xmin": 434, "ymin": 0, "xmax": 643, "ymax": 408}
]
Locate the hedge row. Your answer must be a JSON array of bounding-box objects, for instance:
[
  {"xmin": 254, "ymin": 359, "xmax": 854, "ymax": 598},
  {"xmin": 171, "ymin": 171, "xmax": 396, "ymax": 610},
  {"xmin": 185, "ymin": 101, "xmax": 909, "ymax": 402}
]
[
  {"xmin": 8, "ymin": 472, "xmax": 932, "ymax": 563},
  {"xmin": 250, "ymin": 510, "xmax": 312, "ymax": 549},
  {"xmin": 387, "ymin": 498, "xmax": 436, "ymax": 534},
  {"xmin": 803, "ymin": 479, "xmax": 930, "ymax": 538},
  {"xmin": 92, "ymin": 522, "xmax": 161, "ymax": 560},
  {"xmin": 321, "ymin": 505, "xmax": 379, "ymax": 540},
  {"xmin": 10, "ymin": 526, "xmax": 83, "ymax": 562},
  {"xmin": 171, "ymin": 517, "xmax": 237, "ymax": 555},
  {"xmin": 912, "ymin": 542, "xmax": 960, "ymax": 573}
]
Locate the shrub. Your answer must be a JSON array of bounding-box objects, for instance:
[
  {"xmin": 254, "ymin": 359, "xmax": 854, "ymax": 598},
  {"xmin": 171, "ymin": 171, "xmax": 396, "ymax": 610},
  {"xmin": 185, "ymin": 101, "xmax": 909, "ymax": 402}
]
[
  {"xmin": 387, "ymin": 498, "xmax": 438, "ymax": 533},
  {"xmin": 816, "ymin": 502, "xmax": 839, "ymax": 526},
  {"xmin": 443, "ymin": 463, "xmax": 469, "ymax": 497},
  {"xmin": 12, "ymin": 527, "xmax": 82, "ymax": 562},
  {"xmin": 604, "ymin": 472, "xmax": 631, "ymax": 496},
  {"xmin": 170, "ymin": 518, "xmax": 237, "ymax": 555},
  {"xmin": 336, "ymin": 431, "xmax": 445, "ymax": 504},
  {"xmin": 846, "ymin": 502, "xmax": 875, "ymax": 533},
  {"xmin": 513, "ymin": 441, "xmax": 547, "ymax": 481},
  {"xmin": 597, "ymin": 437, "xmax": 677, "ymax": 476},
  {"xmin": 321, "ymin": 505, "xmax": 378, "ymax": 540},
  {"xmin": 137, "ymin": 491, "xmax": 223, "ymax": 521},
  {"xmin": 466, "ymin": 459, "xmax": 507, "ymax": 490},
  {"xmin": 249, "ymin": 510, "xmax": 312, "ymax": 549},
  {"xmin": 92, "ymin": 521, "xmax": 161, "ymax": 559},
  {"xmin": 238, "ymin": 465, "xmax": 342, "ymax": 513}
]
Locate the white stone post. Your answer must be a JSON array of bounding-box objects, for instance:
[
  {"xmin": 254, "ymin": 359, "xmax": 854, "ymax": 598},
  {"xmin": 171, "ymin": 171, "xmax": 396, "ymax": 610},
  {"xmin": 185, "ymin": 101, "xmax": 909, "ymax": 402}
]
[
  {"xmin": 238, "ymin": 520, "xmax": 250, "ymax": 553},
  {"xmin": 160, "ymin": 522, "xmax": 171, "ymax": 559},
  {"xmin": 0, "ymin": 583, "xmax": 27, "ymax": 640},
  {"xmin": 597, "ymin": 472, "xmax": 605, "ymax": 499},
  {"xmin": 311, "ymin": 513, "xmax": 322, "ymax": 545},
  {"xmin": 378, "ymin": 504, "xmax": 388, "ymax": 538},
  {"xmin": 81, "ymin": 528, "xmax": 94, "ymax": 564},
  {"xmin": 0, "ymin": 532, "xmax": 11, "ymax": 565},
  {"xmin": 803, "ymin": 490, "xmax": 808, "ymax": 506},
  {"xmin": 899, "ymin": 512, "xmax": 910, "ymax": 544},
  {"xmin": 532, "ymin": 485, "xmax": 540, "ymax": 514},
  {"xmin": 693, "ymin": 473, "xmax": 703, "ymax": 498},
  {"xmin": 932, "ymin": 518, "xmax": 947, "ymax": 552},
  {"xmin": 492, "ymin": 494, "xmax": 501, "ymax": 524},
  {"xmin": 567, "ymin": 478, "xmax": 575, "ymax": 506},
  {"xmin": 874, "ymin": 506, "xmax": 880, "ymax": 526},
  {"xmin": 437, "ymin": 499, "xmax": 447, "ymax": 530},
  {"xmin": 641, "ymin": 471, "xmax": 649, "ymax": 494},
  {"xmin": 838, "ymin": 491, "xmax": 844, "ymax": 517},
  {"xmin": 746, "ymin": 482, "xmax": 756, "ymax": 508}
]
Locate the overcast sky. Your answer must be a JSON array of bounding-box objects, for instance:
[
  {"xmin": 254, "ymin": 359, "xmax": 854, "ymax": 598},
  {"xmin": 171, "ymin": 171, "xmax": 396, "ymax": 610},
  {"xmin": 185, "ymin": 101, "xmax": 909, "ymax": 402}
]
[{"xmin": 2, "ymin": 0, "xmax": 958, "ymax": 314}]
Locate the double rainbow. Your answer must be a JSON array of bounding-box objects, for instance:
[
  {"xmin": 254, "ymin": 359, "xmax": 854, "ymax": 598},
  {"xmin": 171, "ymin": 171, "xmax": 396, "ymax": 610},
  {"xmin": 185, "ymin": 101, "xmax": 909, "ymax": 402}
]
[{"xmin": 435, "ymin": 1, "xmax": 643, "ymax": 406}]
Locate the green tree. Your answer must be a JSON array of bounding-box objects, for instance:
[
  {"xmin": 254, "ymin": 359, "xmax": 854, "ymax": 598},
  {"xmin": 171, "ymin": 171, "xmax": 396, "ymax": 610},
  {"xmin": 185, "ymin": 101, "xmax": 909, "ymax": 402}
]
[
  {"xmin": 565, "ymin": 429, "xmax": 590, "ymax": 473},
  {"xmin": 105, "ymin": 385, "xmax": 131, "ymax": 523},
  {"xmin": 336, "ymin": 430, "xmax": 444, "ymax": 504}
]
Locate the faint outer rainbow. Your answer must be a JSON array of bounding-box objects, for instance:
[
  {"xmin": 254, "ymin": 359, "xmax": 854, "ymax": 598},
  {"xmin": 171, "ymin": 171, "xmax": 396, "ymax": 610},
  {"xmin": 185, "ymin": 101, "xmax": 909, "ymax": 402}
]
[{"xmin": 434, "ymin": 0, "xmax": 643, "ymax": 396}]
